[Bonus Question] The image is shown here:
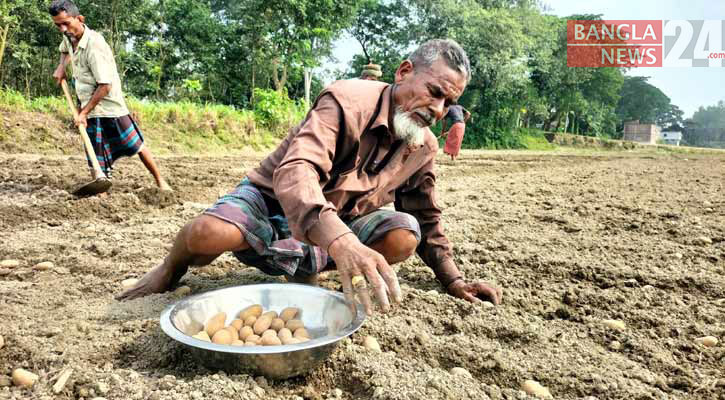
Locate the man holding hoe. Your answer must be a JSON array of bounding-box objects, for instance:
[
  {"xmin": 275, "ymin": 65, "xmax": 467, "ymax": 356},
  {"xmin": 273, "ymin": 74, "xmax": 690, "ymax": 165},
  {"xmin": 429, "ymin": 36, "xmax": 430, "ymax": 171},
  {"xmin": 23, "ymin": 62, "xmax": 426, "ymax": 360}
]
[
  {"xmin": 49, "ymin": 0, "xmax": 171, "ymax": 191},
  {"xmin": 119, "ymin": 39, "xmax": 502, "ymax": 313}
]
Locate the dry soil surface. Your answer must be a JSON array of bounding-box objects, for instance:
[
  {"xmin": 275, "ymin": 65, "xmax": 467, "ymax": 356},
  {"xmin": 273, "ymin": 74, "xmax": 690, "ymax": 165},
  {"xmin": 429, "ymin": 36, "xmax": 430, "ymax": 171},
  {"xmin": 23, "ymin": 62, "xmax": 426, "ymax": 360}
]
[{"xmin": 0, "ymin": 149, "xmax": 724, "ymax": 400}]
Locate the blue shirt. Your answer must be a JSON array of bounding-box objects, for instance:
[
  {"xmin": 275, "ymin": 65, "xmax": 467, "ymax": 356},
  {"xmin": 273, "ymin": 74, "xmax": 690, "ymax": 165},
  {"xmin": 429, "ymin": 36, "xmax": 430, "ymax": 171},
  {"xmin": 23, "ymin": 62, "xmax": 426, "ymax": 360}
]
[{"xmin": 444, "ymin": 105, "xmax": 465, "ymax": 125}]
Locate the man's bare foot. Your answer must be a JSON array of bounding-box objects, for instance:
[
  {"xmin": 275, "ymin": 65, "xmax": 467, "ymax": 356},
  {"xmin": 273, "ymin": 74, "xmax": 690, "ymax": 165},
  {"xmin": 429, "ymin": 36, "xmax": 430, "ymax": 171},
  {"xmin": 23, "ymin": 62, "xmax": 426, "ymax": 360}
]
[
  {"xmin": 286, "ymin": 273, "xmax": 319, "ymax": 286},
  {"xmin": 116, "ymin": 263, "xmax": 186, "ymax": 300}
]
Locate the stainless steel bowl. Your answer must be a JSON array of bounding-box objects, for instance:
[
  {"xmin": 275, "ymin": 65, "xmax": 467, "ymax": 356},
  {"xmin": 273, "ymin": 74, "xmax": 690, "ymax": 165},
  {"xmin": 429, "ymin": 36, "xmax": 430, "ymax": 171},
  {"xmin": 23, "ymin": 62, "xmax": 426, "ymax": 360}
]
[{"xmin": 160, "ymin": 283, "xmax": 365, "ymax": 378}]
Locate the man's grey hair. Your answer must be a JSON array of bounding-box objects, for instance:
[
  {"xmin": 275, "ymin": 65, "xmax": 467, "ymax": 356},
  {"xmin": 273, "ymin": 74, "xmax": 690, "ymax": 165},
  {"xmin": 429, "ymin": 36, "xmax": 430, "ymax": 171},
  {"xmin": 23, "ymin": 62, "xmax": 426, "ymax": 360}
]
[
  {"xmin": 409, "ymin": 39, "xmax": 471, "ymax": 83},
  {"xmin": 48, "ymin": 0, "xmax": 80, "ymax": 17}
]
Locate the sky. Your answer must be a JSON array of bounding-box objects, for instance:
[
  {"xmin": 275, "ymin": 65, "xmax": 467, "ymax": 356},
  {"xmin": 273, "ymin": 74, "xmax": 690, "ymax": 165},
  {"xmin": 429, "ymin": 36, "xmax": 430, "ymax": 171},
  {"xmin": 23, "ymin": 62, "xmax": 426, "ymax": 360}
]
[{"xmin": 327, "ymin": 0, "xmax": 725, "ymax": 118}]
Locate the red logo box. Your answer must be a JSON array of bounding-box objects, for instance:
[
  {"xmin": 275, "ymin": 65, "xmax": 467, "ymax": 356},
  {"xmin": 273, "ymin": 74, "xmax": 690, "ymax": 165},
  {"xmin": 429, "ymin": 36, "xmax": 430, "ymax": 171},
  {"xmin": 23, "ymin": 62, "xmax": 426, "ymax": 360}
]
[{"xmin": 567, "ymin": 20, "xmax": 663, "ymax": 67}]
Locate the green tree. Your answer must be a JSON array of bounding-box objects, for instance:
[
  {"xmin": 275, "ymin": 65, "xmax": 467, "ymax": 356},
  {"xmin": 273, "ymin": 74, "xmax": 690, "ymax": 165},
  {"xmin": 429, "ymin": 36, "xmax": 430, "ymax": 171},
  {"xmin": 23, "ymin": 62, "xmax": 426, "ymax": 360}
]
[
  {"xmin": 615, "ymin": 76, "xmax": 671, "ymax": 125},
  {"xmin": 1, "ymin": 0, "xmax": 57, "ymax": 96},
  {"xmin": 345, "ymin": 0, "xmax": 417, "ymax": 81},
  {"xmin": 686, "ymin": 101, "xmax": 725, "ymax": 148},
  {"xmin": 0, "ymin": 0, "xmax": 20, "ymax": 73},
  {"xmin": 528, "ymin": 14, "xmax": 624, "ymax": 136},
  {"xmin": 75, "ymin": 0, "xmax": 157, "ymax": 55},
  {"xmin": 656, "ymin": 103, "xmax": 685, "ymax": 131},
  {"xmin": 231, "ymin": 0, "xmax": 361, "ymax": 92}
]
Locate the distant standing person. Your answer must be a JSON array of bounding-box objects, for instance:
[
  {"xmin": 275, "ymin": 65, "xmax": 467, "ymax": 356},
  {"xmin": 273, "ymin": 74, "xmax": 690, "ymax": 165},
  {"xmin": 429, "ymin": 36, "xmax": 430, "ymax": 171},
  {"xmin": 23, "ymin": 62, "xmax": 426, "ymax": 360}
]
[
  {"xmin": 360, "ymin": 63, "xmax": 382, "ymax": 81},
  {"xmin": 49, "ymin": 0, "xmax": 171, "ymax": 191},
  {"xmin": 440, "ymin": 104, "xmax": 471, "ymax": 161}
]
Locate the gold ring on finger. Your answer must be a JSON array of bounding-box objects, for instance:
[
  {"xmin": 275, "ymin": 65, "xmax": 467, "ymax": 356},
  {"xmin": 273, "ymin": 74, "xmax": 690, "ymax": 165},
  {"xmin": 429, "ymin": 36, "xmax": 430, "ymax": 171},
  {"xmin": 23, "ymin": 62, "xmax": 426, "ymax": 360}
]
[{"xmin": 351, "ymin": 275, "xmax": 367, "ymax": 289}]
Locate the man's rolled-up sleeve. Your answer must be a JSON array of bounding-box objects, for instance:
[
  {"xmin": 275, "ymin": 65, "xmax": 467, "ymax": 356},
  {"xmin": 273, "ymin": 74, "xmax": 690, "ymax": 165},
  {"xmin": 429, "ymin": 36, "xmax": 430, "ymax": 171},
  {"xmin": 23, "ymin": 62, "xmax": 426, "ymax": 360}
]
[
  {"xmin": 272, "ymin": 94, "xmax": 352, "ymax": 251},
  {"xmin": 394, "ymin": 157, "xmax": 460, "ymax": 286},
  {"xmin": 59, "ymin": 38, "xmax": 69, "ymax": 53}
]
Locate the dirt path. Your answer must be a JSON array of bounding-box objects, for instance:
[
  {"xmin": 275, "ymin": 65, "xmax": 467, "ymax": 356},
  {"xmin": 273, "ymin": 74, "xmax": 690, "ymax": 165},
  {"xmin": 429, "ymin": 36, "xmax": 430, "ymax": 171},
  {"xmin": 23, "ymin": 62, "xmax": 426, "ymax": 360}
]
[{"xmin": 1, "ymin": 149, "xmax": 723, "ymax": 400}]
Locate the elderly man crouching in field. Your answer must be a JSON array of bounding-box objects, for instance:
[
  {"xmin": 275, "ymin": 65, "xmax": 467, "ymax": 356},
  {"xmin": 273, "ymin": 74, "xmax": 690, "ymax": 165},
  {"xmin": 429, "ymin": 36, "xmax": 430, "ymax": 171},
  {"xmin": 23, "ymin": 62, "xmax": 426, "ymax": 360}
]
[{"xmin": 118, "ymin": 39, "xmax": 502, "ymax": 313}]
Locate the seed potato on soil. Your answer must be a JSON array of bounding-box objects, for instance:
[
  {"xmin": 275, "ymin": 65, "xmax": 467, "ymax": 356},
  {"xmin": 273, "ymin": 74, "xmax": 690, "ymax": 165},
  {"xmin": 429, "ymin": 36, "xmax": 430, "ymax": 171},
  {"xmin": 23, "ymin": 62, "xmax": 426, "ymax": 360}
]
[
  {"xmin": 33, "ymin": 261, "xmax": 54, "ymax": 271},
  {"xmin": 121, "ymin": 278, "xmax": 139, "ymax": 290},
  {"xmin": 1, "ymin": 150, "xmax": 724, "ymax": 399},
  {"xmin": 0, "ymin": 260, "xmax": 20, "ymax": 268},
  {"xmin": 522, "ymin": 379, "xmax": 553, "ymax": 399},
  {"xmin": 363, "ymin": 336, "xmax": 382, "ymax": 353},
  {"xmin": 11, "ymin": 368, "xmax": 38, "ymax": 387},
  {"xmin": 695, "ymin": 336, "xmax": 718, "ymax": 347},
  {"xmin": 173, "ymin": 285, "xmax": 191, "ymax": 297}
]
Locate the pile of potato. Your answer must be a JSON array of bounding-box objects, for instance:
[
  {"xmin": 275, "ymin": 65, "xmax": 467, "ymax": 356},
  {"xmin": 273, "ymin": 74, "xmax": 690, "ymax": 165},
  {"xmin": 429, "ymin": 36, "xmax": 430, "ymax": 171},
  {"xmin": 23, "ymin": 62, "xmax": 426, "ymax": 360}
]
[{"xmin": 191, "ymin": 305, "xmax": 310, "ymax": 346}]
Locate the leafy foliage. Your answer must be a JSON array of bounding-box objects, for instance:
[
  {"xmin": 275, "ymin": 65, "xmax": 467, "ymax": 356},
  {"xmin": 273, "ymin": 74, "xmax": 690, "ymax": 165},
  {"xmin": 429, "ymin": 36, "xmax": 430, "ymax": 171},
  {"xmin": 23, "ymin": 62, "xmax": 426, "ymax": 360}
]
[
  {"xmin": 1, "ymin": 0, "xmax": 361, "ymax": 106},
  {"xmin": 615, "ymin": 76, "xmax": 671, "ymax": 125},
  {"xmin": 253, "ymin": 88, "xmax": 306, "ymax": 133},
  {"xmin": 345, "ymin": 0, "xmax": 416, "ymax": 80},
  {"xmin": 684, "ymin": 101, "xmax": 725, "ymax": 148}
]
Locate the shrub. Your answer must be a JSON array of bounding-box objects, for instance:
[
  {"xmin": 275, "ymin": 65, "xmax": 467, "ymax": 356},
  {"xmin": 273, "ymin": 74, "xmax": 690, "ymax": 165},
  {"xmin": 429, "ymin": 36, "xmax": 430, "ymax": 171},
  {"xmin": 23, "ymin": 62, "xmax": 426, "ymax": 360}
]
[
  {"xmin": 518, "ymin": 128, "xmax": 556, "ymax": 150},
  {"xmin": 253, "ymin": 88, "xmax": 306, "ymax": 134}
]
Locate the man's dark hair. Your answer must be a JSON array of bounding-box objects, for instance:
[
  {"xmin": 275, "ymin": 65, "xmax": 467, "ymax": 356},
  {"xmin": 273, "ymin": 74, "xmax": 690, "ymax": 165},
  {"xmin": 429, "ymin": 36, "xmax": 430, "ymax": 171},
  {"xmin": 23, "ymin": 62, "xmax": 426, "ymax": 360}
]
[
  {"xmin": 48, "ymin": 0, "xmax": 80, "ymax": 17},
  {"xmin": 409, "ymin": 39, "xmax": 472, "ymax": 83}
]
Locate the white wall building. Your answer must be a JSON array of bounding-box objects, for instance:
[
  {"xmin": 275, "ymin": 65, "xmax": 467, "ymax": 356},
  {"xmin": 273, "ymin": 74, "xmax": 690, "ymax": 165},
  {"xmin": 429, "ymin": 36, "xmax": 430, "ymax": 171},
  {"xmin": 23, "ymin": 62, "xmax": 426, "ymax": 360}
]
[{"xmin": 660, "ymin": 131, "xmax": 682, "ymax": 146}]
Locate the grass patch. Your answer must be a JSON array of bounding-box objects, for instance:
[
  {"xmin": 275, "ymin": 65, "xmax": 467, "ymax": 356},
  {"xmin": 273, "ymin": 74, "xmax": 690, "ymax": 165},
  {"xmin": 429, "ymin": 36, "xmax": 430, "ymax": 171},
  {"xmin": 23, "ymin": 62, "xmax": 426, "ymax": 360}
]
[
  {"xmin": 0, "ymin": 89, "xmax": 294, "ymax": 155},
  {"xmin": 518, "ymin": 128, "xmax": 556, "ymax": 150}
]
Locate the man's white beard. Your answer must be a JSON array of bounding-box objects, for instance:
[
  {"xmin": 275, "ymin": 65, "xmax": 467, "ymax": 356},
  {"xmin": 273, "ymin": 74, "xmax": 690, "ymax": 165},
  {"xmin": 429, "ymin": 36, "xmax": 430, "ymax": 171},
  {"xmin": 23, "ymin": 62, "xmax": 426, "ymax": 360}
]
[{"xmin": 393, "ymin": 107, "xmax": 427, "ymax": 147}]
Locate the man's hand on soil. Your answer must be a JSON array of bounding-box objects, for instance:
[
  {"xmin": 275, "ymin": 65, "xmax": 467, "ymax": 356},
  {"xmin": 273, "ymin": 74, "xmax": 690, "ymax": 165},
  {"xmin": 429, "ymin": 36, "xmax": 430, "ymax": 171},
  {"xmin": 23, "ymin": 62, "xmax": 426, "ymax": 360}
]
[
  {"xmin": 447, "ymin": 279, "xmax": 502, "ymax": 305},
  {"xmin": 328, "ymin": 233, "xmax": 402, "ymax": 315}
]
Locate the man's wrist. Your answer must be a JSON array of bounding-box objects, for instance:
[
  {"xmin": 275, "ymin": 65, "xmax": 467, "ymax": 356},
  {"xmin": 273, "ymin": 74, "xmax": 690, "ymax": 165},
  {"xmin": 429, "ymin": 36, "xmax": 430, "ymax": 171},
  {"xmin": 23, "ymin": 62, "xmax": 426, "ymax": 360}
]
[
  {"xmin": 307, "ymin": 211, "xmax": 353, "ymax": 252},
  {"xmin": 433, "ymin": 258, "xmax": 462, "ymax": 289},
  {"xmin": 328, "ymin": 232, "xmax": 357, "ymax": 258},
  {"xmin": 444, "ymin": 276, "xmax": 463, "ymax": 292}
]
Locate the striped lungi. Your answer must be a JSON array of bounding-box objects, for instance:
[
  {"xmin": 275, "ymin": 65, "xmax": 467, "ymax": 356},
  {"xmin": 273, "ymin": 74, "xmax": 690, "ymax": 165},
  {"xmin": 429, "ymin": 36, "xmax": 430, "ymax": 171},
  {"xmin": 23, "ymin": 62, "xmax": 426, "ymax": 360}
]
[
  {"xmin": 203, "ymin": 178, "xmax": 421, "ymax": 278},
  {"xmin": 84, "ymin": 115, "xmax": 145, "ymax": 177}
]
